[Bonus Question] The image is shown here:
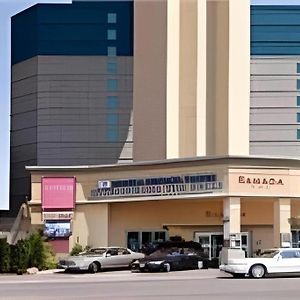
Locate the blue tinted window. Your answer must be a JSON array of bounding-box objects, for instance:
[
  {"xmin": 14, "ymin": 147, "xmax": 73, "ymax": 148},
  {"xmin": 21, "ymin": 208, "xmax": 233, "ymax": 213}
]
[
  {"xmin": 298, "ymin": 63, "xmax": 300, "ymax": 73},
  {"xmin": 106, "ymin": 126, "xmax": 119, "ymax": 141},
  {"xmin": 297, "ymin": 80, "xmax": 300, "ymax": 90},
  {"xmin": 107, "ymin": 46, "xmax": 117, "ymax": 56},
  {"xmin": 106, "ymin": 114, "xmax": 118, "ymax": 125},
  {"xmin": 107, "ymin": 62, "xmax": 117, "ymax": 74},
  {"xmin": 106, "ymin": 96, "xmax": 119, "ymax": 109},
  {"xmin": 107, "ymin": 79, "xmax": 118, "ymax": 91},
  {"xmin": 107, "ymin": 13, "xmax": 117, "ymax": 24},
  {"xmin": 297, "ymin": 96, "xmax": 300, "ymax": 106},
  {"xmin": 107, "ymin": 29, "xmax": 116, "ymax": 40},
  {"xmin": 297, "ymin": 129, "xmax": 300, "ymax": 139}
]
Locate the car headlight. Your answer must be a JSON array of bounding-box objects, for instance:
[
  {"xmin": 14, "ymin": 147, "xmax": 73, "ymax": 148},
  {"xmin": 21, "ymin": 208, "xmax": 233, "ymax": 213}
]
[{"xmin": 149, "ymin": 261, "xmax": 164, "ymax": 265}]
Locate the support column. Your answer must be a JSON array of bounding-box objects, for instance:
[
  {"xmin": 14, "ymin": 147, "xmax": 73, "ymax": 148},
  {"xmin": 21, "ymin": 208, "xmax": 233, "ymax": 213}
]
[
  {"xmin": 273, "ymin": 198, "xmax": 291, "ymax": 248},
  {"xmin": 223, "ymin": 197, "xmax": 241, "ymax": 245}
]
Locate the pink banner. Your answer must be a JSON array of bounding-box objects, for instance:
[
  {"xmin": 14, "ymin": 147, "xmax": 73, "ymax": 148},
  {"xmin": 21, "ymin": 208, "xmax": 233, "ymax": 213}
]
[{"xmin": 42, "ymin": 177, "xmax": 75, "ymax": 210}]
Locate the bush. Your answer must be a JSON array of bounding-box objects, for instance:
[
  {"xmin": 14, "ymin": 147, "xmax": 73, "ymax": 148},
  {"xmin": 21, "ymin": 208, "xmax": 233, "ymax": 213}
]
[
  {"xmin": 28, "ymin": 233, "xmax": 45, "ymax": 270},
  {"xmin": 42, "ymin": 242, "xmax": 57, "ymax": 270},
  {"xmin": 70, "ymin": 243, "xmax": 83, "ymax": 256},
  {"xmin": 4, "ymin": 232, "xmax": 58, "ymax": 273},
  {"xmin": 0, "ymin": 239, "xmax": 11, "ymax": 273}
]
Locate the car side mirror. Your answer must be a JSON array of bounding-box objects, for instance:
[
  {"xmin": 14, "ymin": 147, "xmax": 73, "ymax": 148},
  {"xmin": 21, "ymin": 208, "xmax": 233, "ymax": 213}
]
[
  {"xmin": 277, "ymin": 255, "xmax": 282, "ymax": 261},
  {"xmin": 106, "ymin": 253, "xmax": 111, "ymax": 257}
]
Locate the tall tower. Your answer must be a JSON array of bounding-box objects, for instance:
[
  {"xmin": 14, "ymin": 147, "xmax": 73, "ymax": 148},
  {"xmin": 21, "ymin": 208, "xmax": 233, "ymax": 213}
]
[
  {"xmin": 8, "ymin": 1, "xmax": 133, "ymax": 216},
  {"xmin": 133, "ymin": 0, "xmax": 250, "ymax": 161}
]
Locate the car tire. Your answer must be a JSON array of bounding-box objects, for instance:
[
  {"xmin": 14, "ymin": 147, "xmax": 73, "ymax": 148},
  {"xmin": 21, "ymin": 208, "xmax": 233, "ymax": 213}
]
[
  {"xmin": 250, "ymin": 264, "xmax": 266, "ymax": 279},
  {"xmin": 88, "ymin": 262, "xmax": 100, "ymax": 274}
]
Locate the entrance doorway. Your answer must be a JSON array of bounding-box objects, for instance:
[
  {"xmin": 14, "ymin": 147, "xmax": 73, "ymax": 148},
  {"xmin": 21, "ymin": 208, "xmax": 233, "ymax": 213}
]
[{"xmin": 195, "ymin": 232, "xmax": 251, "ymax": 260}]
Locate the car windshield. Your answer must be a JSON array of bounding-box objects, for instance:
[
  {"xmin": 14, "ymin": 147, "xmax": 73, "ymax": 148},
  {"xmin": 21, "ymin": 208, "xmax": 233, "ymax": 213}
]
[
  {"xmin": 258, "ymin": 250, "xmax": 279, "ymax": 258},
  {"xmin": 80, "ymin": 248, "xmax": 107, "ymax": 255}
]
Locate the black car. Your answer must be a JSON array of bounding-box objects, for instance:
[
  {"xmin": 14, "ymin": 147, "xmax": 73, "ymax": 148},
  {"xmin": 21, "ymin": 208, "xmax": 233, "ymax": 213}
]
[{"xmin": 131, "ymin": 247, "xmax": 208, "ymax": 272}]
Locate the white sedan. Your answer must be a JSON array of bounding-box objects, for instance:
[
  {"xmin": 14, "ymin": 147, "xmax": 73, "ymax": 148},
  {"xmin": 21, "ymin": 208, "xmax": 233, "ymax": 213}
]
[
  {"xmin": 220, "ymin": 248, "xmax": 300, "ymax": 278},
  {"xmin": 59, "ymin": 247, "xmax": 144, "ymax": 273}
]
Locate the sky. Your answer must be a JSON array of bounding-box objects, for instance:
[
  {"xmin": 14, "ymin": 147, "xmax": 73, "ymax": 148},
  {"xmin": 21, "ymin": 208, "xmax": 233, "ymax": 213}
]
[{"xmin": 1, "ymin": 0, "xmax": 300, "ymax": 210}]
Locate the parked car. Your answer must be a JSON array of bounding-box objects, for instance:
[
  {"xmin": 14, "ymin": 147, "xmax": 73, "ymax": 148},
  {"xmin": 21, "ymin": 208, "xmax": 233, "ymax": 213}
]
[
  {"xmin": 59, "ymin": 247, "xmax": 144, "ymax": 273},
  {"xmin": 219, "ymin": 248, "xmax": 300, "ymax": 278},
  {"xmin": 131, "ymin": 247, "xmax": 208, "ymax": 272}
]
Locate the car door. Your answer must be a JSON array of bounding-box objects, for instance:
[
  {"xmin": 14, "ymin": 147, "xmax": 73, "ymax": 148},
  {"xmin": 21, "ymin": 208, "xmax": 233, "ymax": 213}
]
[
  {"xmin": 101, "ymin": 248, "xmax": 119, "ymax": 268},
  {"xmin": 116, "ymin": 248, "xmax": 133, "ymax": 267},
  {"xmin": 273, "ymin": 250, "xmax": 300, "ymax": 273}
]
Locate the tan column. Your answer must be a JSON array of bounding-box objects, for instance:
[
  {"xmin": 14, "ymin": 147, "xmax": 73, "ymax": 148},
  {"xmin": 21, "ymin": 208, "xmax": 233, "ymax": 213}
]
[
  {"xmin": 273, "ymin": 198, "xmax": 291, "ymax": 248},
  {"xmin": 227, "ymin": 0, "xmax": 250, "ymax": 155},
  {"xmin": 206, "ymin": 0, "xmax": 250, "ymax": 156},
  {"xmin": 166, "ymin": 0, "xmax": 180, "ymax": 159},
  {"xmin": 196, "ymin": 0, "xmax": 207, "ymax": 156},
  {"xmin": 178, "ymin": 0, "xmax": 198, "ymax": 157},
  {"xmin": 223, "ymin": 197, "xmax": 241, "ymax": 243}
]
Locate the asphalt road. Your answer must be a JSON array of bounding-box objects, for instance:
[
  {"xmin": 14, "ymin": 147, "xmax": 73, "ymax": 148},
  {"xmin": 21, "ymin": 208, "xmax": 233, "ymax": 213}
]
[{"xmin": 0, "ymin": 269, "xmax": 299, "ymax": 300}]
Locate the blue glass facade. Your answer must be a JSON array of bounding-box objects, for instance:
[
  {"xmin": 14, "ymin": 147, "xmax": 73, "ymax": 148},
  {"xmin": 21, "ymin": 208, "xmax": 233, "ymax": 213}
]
[
  {"xmin": 11, "ymin": 1, "xmax": 133, "ymax": 65},
  {"xmin": 251, "ymin": 6, "xmax": 300, "ymax": 55}
]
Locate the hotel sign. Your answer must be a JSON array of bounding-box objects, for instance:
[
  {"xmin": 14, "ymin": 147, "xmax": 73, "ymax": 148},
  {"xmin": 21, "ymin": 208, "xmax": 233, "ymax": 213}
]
[
  {"xmin": 42, "ymin": 211, "xmax": 74, "ymax": 221},
  {"xmin": 90, "ymin": 173, "xmax": 223, "ymax": 199},
  {"xmin": 238, "ymin": 176, "xmax": 284, "ymax": 186}
]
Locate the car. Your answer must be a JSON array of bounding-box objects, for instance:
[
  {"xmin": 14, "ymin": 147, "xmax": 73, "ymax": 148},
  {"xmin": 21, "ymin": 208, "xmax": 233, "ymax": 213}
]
[
  {"xmin": 219, "ymin": 248, "xmax": 300, "ymax": 278},
  {"xmin": 131, "ymin": 247, "xmax": 208, "ymax": 272},
  {"xmin": 59, "ymin": 247, "xmax": 144, "ymax": 273}
]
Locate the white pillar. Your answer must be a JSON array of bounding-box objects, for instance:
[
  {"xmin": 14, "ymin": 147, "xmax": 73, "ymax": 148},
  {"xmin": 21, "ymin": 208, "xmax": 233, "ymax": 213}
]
[
  {"xmin": 273, "ymin": 198, "xmax": 291, "ymax": 248},
  {"xmin": 223, "ymin": 197, "xmax": 241, "ymax": 245}
]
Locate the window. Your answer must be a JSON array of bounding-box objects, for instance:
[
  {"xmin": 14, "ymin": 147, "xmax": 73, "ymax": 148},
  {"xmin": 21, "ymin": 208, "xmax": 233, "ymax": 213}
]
[
  {"xmin": 297, "ymin": 129, "xmax": 300, "ymax": 139},
  {"xmin": 107, "ymin": 79, "xmax": 118, "ymax": 91},
  {"xmin": 297, "ymin": 113, "xmax": 300, "ymax": 122},
  {"xmin": 106, "ymin": 96, "xmax": 119, "ymax": 109},
  {"xmin": 107, "ymin": 62, "xmax": 117, "ymax": 74},
  {"xmin": 106, "ymin": 114, "xmax": 118, "ymax": 125},
  {"xmin": 107, "ymin": 29, "xmax": 116, "ymax": 40},
  {"xmin": 127, "ymin": 231, "xmax": 167, "ymax": 251},
  {"xmin": 297, "ymin": 63, "xmax": 300, "ymax": 73},
  {"xmin": 281, "ymin": 251, "xmax": 297, "ymax": 259},
  {"xmin": 107, "ymin": 46, "xmax": 117, "ymax": 56},
  {"xmin": 107, "ymin": 13, "xmax": 117, "ymax": 23},
  {"xmin": 297, "ymin": 96, "xmax": 300, "ymax": 106},
  {"xmin": 106, "ymin": 125, "xmax": 119, "ymax": 141}
]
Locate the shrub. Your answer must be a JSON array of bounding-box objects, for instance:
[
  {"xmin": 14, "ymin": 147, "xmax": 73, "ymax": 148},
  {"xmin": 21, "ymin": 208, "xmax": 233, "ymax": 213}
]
[
  {"xmin": 70, "ymin": 243, "xmax": 83, "ymax": 256},
  {"xmin": 0, "ymin": 239, "xmax": 11, "ymax": 273},
  {"xmin": 42, "ymin": 242, "xmax": 57, "ymax": 270},
  {"xmin": 28, "ymin": 233, "xmax": 45, "ymax": 270}
]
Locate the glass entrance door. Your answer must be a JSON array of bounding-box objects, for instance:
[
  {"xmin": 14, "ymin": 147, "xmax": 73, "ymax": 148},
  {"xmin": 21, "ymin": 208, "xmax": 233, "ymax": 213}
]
[
  {"xmin": 195, "ymin": 232, "xmax": 223, "ymax": 260},
  {"xmin": 195, "ymin": 232, "xmax": 250, "ymax": 260}
]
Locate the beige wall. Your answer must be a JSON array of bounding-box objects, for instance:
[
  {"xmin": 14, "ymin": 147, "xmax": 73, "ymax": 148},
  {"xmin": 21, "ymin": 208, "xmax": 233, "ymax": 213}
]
[
  {"xmin": 71, "ymin": 203, "xmax": 109, "ymax": 250},
  {"xmin": 109, "ymin": 199, "xmax": 223, "ymax": 246}
]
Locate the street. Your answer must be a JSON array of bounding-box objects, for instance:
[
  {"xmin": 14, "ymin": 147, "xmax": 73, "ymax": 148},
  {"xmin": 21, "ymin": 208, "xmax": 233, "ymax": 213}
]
[{"xmin": 0, "ymin": 269, "xmax": 299, "ymax": 300}]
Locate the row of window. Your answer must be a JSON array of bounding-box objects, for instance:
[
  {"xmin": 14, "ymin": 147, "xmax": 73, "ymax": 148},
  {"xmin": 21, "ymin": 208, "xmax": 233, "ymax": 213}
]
[{"xmin": 107, "ymin": 13, "xmax": 118, "ymax": 142}]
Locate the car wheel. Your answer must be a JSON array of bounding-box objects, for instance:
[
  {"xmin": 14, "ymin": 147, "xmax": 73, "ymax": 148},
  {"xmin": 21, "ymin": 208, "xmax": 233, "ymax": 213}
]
[
  {"xmin": 250, "ymin": 264, "xmax": 266, "ymax": 278},
  {"xmin": 88, "ymin": 262, "xmax": 100, "ymax": 274},
  {"xmin": 164, "ymin": 263, "xmax": 171, "ymax": 273}
]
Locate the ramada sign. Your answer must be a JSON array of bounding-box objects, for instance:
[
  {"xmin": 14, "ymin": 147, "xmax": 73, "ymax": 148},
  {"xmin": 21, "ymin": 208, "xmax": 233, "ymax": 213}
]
[{"xmin": 238, "ymin": 176, "xmax": 284, "ymax": 185}]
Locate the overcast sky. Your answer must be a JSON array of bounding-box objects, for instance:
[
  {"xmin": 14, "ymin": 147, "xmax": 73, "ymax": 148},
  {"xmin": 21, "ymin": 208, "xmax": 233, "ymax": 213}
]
[{"xmin": 1, "ymin": 0, "xmax": 300, "ymax": 210}]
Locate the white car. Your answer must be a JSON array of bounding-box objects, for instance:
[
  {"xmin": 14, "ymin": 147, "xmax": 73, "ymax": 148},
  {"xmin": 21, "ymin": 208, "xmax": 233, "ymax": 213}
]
[
  {"xmin": 220, "ymin": 248, "xmax": 300, "ymax": 278},
  {"xmin": 59, "ymin": 247, "xmax": 144, "ymax": 273}
]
